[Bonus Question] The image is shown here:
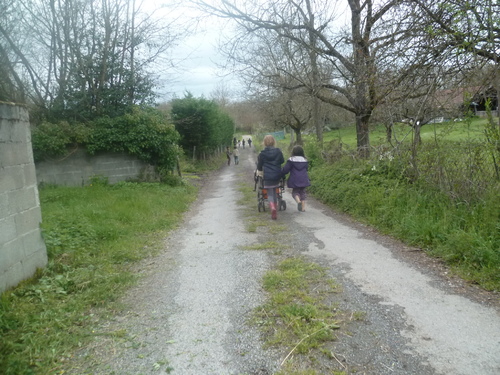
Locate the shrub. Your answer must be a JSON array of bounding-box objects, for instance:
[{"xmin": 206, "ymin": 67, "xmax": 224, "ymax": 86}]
[
  {"xmin": 31, "ymin": 121, "xmax": 86, "ymax": 161},
  {"xmin": 87, "ymin": 107, "xmax": 181, "ymax": 171},
  {"xmin": 31, "ymin": 107, "xmax": 181, "ymax": 172},
  {"xmin": 171, "ymin": 95, "xmax": 234, "ymax": 157}
]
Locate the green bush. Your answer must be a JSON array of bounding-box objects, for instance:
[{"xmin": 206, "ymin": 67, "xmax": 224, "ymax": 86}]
[
  {"xmin": 32, "ymin": 121, "xmax": 95, "ymax": 161},
  {"xmin": 171, "ymin": 94, "xmax": 234, "ymax": 157},
  {"xmin": 31, "ymin": 107, "xmax": 181, "ymax": 172},
  {"xmin": 87, "ymin": 106, "xmax": 181, "ymax": 171}
]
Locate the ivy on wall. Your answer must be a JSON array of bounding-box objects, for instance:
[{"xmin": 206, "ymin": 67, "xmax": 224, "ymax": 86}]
[{"xmin": 31, "ymin": 107, "xmax": 180, "ymax": 172}]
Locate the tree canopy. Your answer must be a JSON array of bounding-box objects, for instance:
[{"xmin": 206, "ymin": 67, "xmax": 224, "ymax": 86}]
[
  {"xmin": 171, "ymin": 94, "xmax": 234, "ymax": 157},
  {"xmin": 0, "ymin": 0, "xmax": 184, "ymax": 122}
]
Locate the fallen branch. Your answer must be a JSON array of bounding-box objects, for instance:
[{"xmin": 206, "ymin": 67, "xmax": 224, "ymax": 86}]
[{"xmin": 280, "ymin": 324, "xmax": 338, "ymax": 366}]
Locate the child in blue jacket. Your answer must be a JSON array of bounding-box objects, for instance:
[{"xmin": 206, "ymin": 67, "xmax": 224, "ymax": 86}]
[{"xmin": 282, "ymin": 145, "xmax": 310, "ymax": 212}]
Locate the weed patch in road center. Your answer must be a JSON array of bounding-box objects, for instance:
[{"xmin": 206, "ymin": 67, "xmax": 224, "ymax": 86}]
[
  {"xmin": 254, "ymin": 257, "xmax": 341, "ymax": 373},
  {"xmin": 236, "ymin": 167, "xmax": 348, "ymax": 374}
]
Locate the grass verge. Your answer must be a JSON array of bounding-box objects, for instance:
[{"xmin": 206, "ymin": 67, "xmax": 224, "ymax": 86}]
[
  {"xmin": 0, "ymin": 181, "xmax": 197, "ymax": 375},
  {"xmin": 309, "ymin": 158, "xmax": 500, "ymax": 291}
]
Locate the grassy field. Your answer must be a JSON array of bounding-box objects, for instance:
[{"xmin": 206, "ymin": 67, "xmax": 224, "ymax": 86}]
[
  {"xmin": 0, "ymin": 179, "xmax": 198, "ymax": 375},
  {"xmin": 321, "ymin": 117, "xmax": 492, "ymax": 147}
]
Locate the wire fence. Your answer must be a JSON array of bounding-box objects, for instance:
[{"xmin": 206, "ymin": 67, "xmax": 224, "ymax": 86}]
[
  {"xmin": 321, "ymin": 139, "xmax": 500, "ymax": 204},
  {"xmin": 414, "ymin": 142, "xmax": 499, "ymax": 202}
]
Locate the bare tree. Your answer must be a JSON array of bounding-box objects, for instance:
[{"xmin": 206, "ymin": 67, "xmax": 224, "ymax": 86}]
[
  {"xmin": 411, "ymin": 0, "xmax": 500, "ymax": 127},
  {"xmin": 210, "ymin": 82, "xmax": 233, "ymax": 108},
  {"xmin": 213, "ymin": 18, "xmax": 331, "ymax": 144},
  {"xmin": 0, "ymin": 0, "xmax": 26, "ymax": 102},
  {"xmin": 194, "ymin": 0, "xmax": 444, "ymax": 157},
  {"xmin": 0, "ymin": 0, "xmax": 185, "ymax": 121}
]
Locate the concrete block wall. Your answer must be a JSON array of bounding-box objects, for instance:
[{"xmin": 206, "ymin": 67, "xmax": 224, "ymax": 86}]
[
  {"xmin": 0, "ymin": 103, "xmax": 48, "ymax": 293},
  {"xmin": 36, "ymin": 149, "xmax": 149, "ymax": 186}
]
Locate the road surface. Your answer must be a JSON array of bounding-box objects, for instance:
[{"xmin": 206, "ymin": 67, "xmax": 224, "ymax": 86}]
[{"xmin": 71, "ymin": 143, "xmax": 500, "ymax": 374}]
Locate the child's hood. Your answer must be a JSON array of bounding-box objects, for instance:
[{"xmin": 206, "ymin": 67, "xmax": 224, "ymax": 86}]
[{"xmin": 288, "ymin": 156, "xmax": 307, "ymax": 163}]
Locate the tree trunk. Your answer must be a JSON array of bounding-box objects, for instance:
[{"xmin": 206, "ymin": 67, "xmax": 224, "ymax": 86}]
[
  {"xmin": 413, "ymin": 122, "xmax": 422, "ymax": 147},
  {"xmin": 294, "ymin": 128, "xmax": 303, "ymax": 145},
  {"xmin": 350, "ymin": 0, "xmax": 372, "ymax": 158},
  {"xmin": 386, "ymin": 123, "xmax": 393, "ymax": 143},
  {"xmin": 305, "ymin": 0, "xmax": 322, "ymax": 144},
  {"xmin": 356, "ymin": 114, "xmax": 370, "ymax": 158}
]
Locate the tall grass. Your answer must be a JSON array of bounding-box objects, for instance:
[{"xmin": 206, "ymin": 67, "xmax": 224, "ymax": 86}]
[
  {"xmin": 310, "ymin": 160, "xmax": 500, "ymax": 290},
  {"xmin": 307, "ymin": 119, "xmax": 500, "ymax": 291},
  {"xmin": 249, "ymin": 120, "xmax": 499, "ymax": 289},
  {"xmin": 0, "ymin": 181, "xmax": 197, "ymax": 375}
]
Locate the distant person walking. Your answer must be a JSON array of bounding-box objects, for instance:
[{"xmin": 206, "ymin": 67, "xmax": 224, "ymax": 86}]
[
  {"xmin": 226, "ymin": 146, "xmax": 231, "ymax": 166},
  {"xmin": 242, "ymin": 139, "xmax": 246, "ymax": 148},
  {"xmin": 233, "ymin": 146, "xmax": 240, "ymax": 165},
  {"xmin": 247, "ymin": 138, "xmax": 252, "ymax": 148},
  {"xmin": 257, "ymin": 135, "xmax": 284, "ymax": 220},
  {"xmin": 281, "ymin": 145, "xmax": 310, "ymax": 212}
]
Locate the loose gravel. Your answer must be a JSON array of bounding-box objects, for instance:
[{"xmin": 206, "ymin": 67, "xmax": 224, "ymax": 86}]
[{"xmin": 70, "ymin": 144, "xmax": 500, "ymax": 375}]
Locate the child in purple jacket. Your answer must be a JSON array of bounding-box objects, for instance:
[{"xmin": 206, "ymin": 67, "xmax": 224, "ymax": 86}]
[{"xmin": 282, "ymin": 145, "xmax": 311, "ymax": 212}]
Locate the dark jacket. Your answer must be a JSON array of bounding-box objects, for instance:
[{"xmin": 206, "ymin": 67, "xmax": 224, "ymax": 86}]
[
  {"xmin": 281, "ymin": 156, "xmax": 310, "ymax": 188},
  {"xmin": 257, "ymin": 146, "xmax": 284, "ymax": 183}
]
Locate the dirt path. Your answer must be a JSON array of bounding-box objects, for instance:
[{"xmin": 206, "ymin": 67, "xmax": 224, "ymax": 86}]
[{"xmin": 72, "ymin": 143, "xmax": 500, "ymax": 375}]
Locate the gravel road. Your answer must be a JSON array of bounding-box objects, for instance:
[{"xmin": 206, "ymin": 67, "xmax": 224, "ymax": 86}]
[{"xmin": 72, "ymin": 143, "xmax": 500, "ymax": 375}]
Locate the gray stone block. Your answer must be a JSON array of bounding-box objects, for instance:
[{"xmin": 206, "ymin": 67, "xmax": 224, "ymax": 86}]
[
  {"xmin": 0, "ymin": 216, "xmax": 16, "ymax": 246},
  {"xmin": 0, "ymin": 192, "xmax": 8, "ymax": 220},
  {"xmin": 0, "ymin": 122, "xmax": 13, "ymax": 141},
  {"xmin": 23, "ymin": 163, "xmax": 37, "ymax": 187},
  {"xmin": 0, "ymin": 165, "xmax": 25, "ymax": 191},
  {"xmin": 8, "ymin": 187, "xmax": 37, "ymax": 215},
  {"xmin": 0, "ymin": 261, "xmax": 24, "ymax": 291},
  {"xmin": 22, "ymin": 251, "xmax": 47, "ymax": 280},
  {"xmin": 0, "ymin": 143, "xmax": 19, "ymax": 167},
  {"xmin": 0, "ymin": 103, "xmax": 29, "ymax": 122},
  {"xmin": 0, "ymin": 237, "xmax": 24, "ymax": 274},
  {"xmin": 9, "ymin": 122, "xmax": 29, "ymax": 143},
  {"xmin": 15, "ymin": 207, "xmax": 42, "ymax": 237},
  {"xmin": 22, "ymin": 230, "xmax": 47, "ymax": 258}
]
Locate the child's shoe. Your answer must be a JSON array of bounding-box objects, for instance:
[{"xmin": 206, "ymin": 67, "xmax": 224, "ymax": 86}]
[{"xmin": 270, "ymin": 202, "xmax": 277, "ymax": 220}]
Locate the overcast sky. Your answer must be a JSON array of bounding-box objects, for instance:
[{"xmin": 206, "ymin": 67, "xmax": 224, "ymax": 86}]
[{"xmin": 144, "ymin": 0, "xmax": 240, "ymax": 101}]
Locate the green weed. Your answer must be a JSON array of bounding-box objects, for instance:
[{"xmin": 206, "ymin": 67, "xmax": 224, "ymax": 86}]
[
  {"xmin": 0, "ymin": 182, "xmax": 197, "ymax": 374},
  {"xmin": 243, "ymin": 241, "xmax": 285, "ymax": 251},
  {"xmin": 255, "ymin": 258, "xmax": 340, "ymax": 369}
]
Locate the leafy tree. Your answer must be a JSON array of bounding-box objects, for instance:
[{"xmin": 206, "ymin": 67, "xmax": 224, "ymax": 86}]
[{"xmin": 171, "ymin": 94, "xmax": 234, "ymax": 158}]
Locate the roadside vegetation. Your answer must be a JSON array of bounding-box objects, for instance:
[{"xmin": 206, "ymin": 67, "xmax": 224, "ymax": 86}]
[
  {"xmin": 0, "ymin": 176, "xmax": 201, "ymax": 374},
  {"xmin": 303, "ymin": 117, "xmax": 500, "ymax": 291}
]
